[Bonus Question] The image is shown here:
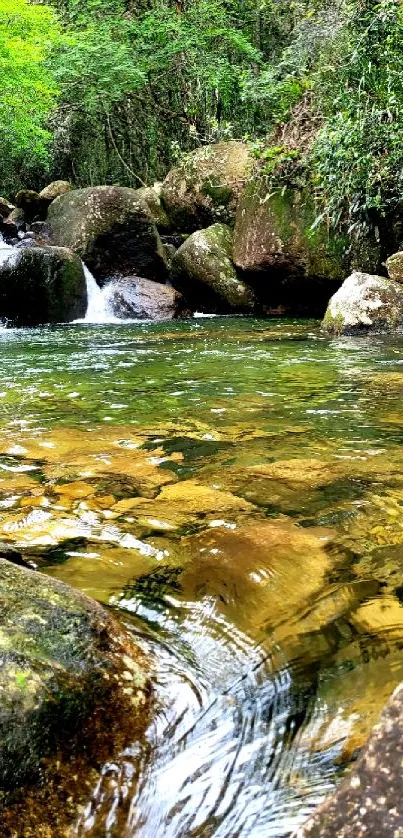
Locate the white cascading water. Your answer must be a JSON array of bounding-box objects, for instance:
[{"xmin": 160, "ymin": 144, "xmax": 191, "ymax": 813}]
[{"xmin": 82, "ymin": 264, "xmax": 127, "ymax": 323}]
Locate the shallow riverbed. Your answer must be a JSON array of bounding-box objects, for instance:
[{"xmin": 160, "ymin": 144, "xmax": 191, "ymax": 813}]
[{"xmin": 2, "ymin": 316, "xmax": 403, "ymax": 836}]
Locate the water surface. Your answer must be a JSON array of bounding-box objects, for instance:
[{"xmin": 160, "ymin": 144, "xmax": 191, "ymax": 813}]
[{"xmin": 2, "ymin": 317, "xmax": 403, "ymax": 836}]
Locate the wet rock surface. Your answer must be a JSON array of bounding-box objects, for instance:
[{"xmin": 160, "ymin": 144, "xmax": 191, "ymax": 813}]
[
  {"xmin": 296, "ymin": 682, "xmax": 403, "ymax": 837},
  {"xmin": 107, "ymin": 275, "xmax": 186, "ymax": 320},
  {"xmin": 0, "ymin": 245, "xmax": 86, "ymax": 326},
  {"xmin": 0, "ymin": 559, "xmax": 150, "ymax": 815}
]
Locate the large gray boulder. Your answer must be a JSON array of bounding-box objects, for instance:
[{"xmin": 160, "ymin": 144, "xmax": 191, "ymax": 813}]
[
  {"xmin": 295, "ymin": 682, "xmax": 403, "ymax": 837},
  {"xmin": 106, "ymin": 276, "xmax": 187, "ymax": 320},
  {"xmin": 322, "ymin": 271, "xmax": 403, "ymax": 335},
  {"xmin": 0, "ymin": 245, "xmax": 86, "ymax": 326},
  {"xmin": 0, "ymin": 558, "xmax": 150, "ymax": 807},
  {"xmin": 161, "ymin": 142, "xmax": 253, "ymax": 231},
  {"xmin": 172, "ymin": 223, "xmax": 255, "ymax": 312},
  {"xmin": 46, "ymin": 186, "xmax": 168, "ymax": 281}
]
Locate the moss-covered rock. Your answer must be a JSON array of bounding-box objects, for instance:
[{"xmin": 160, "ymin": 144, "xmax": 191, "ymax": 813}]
[
  {"xmin": 322, "ymin": 271, "xmax": 403, "ymax": 335},
  {"xmin": 134, "ymin": 183, "xmax": 171, "ymax": 230},
  {"xmin": 0, "ymin": 246, "xmax": 86, "ymax": 326},
  {"xmin": 0, "ymin": 198, "xmax": 15, "ymax": 218},
  {"xmin": 234, "ymin": 179, "xmax": 349, "ymax": 281},
  {"xmin": 386, "ymin": 251, "xmax": 403, "ymax": 283},
  {"xmin": 38, "ymin": 180, "xmax": 73, "ymax": 204},
  {"xmin": 161, "ymin": 142, "xmax": 253, "ymax": 231},
  {"xmin": 172, "ymin": 223, "xmax": 255, "ymax": 312},
  {"xmin": 14, "ymin": 190, "xmax": 45, "ymax": 222},
  {"xmin": 0, "ymin": 558, "xmax": 150, "ymax": 807},
  {"xmin": 46, "ymin": 186, "xmax": 168, "ymax": 281}
]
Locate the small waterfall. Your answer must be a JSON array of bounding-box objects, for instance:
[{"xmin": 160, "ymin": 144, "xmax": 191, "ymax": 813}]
[
  {"xmin": 0, "ymin": 235, "xmax": 18, "ymax": 268},
  {"xmin": 82, "ymin": 264, "xmax": 126, "ymax": 324}
]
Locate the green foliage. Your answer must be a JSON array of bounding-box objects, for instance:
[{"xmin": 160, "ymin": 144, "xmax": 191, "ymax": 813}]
[
  {"xmin": 0, "ymin": 0, "xmax": 60, "ymax": 196},
  {"xmin": 311, "ymin": 0, "xmax": 403, "ymax": 239}
]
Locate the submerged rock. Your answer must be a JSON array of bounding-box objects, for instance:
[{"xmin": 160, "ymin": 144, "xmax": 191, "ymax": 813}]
[
  {"xmin": 322, "ymin": 271, "xmax": 403, "ymax": 335},
  {"xmin": 107, "ymin": 276, "xmax": 186, "ymax": 320},
  {"xmin": 233, "ymin": 181, "xmax": 347, "ymax": 281},
  {"xmin": 161, "ymin": 141, "xmax": 253, "ymax": 231},
  {"xmin": 296, "ymin": 682, "xmax": 403, "ymax": 837},
  {"xmin": 0, "ymin": 559, "xmax": 150, "ymax": 808},
  {"xmin": 172, "ymin": 223, "xmax": 255, "ymax": 312},
  {"xmin": 46, "ymin": 185, "xmax": 168, "ymax": 282},
  {"xmin": 0, "ymin": 245, "xmax": 86, "ymax": 326}
]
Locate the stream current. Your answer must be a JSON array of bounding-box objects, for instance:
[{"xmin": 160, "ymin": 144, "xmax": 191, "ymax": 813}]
[{"xmin": 1, "ymin": 317, "xmax": 403, "ymax": 835}]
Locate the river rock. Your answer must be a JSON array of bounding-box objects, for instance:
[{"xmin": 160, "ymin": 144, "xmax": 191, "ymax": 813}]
[
  {"xmin": 322, "ymin": 271, "xmax": 403, "ymax": 335},
  {"xmin": 134, "ymin": 183, "xmax": 171, "ymax": 230},
  {"xmin": 233, "ymin": 180, "xmax": 347, "ymax": 281},
  {"xmin": 295, "ymin": 682, "xmax": 403, "ymax": 837},
  {"xmin": 0, "ymin": 198, "xmax": 15, "ymax": 217},
  {"xmin": 161, "ymin": 141, "xmax": 253, "ymax": 231},
  {"xmin": 14, "ymin": 189, "xmax": 45, "ymax": 222},
  {"xmin": 0, "ymin": 558, "xmax": 150, "ymax": 807},
  {"xmin": 38, "ymin": 180, "xmax": 73, "ymax": 203},
  {"xmin": 386, "ymin": 250, "xmax": 403, "ymax": 282},
  {"xmin": 0, "ymin": 245, "xmax": 86, "ymax": 326},
  {"xmin": 46, "ymin": 186, "xmax": 169, "ymax": 281},
  {"xmin": 107, "ymin": 276, "xmax": 186, "ymax": 320},
  {"xmin": 172, "ymin": 223, "xmax": 255, "ymax": 312}
]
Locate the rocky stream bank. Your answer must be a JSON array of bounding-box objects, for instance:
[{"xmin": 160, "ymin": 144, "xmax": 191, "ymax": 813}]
[{"xmin": 3, "ymin": 140, "xmax": 403, "ymax": 329}]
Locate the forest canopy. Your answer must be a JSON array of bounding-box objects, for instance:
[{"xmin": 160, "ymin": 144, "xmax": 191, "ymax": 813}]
[{"xmin": 1, "ymin": 0, "xmax": 403, "ymax": 242}]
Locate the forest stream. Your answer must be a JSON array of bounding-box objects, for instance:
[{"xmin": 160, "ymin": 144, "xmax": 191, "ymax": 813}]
[{"xmin": 2, "ymin": 317, "xmax": 403, "ymax": 836}]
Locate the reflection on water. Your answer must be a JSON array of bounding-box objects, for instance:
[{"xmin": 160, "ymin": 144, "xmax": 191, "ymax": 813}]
[{"xmin": 2, "ymin": 318, "xmax": 403, "ymax": 834}]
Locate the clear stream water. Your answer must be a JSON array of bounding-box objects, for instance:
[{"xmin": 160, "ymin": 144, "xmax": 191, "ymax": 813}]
[{"xmin": 2, "ymin": 317, "xmax": 403, "ymax": 836}]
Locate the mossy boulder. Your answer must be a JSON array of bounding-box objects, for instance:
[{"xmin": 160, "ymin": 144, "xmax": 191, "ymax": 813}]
[
  {"xmin": 46, "ymin": 186, "xmax": 168, "ymax": 281},
  {"xmin": 234, "ymin": 179, "xmax": 348, "ymax": 281},
  {"xmin": 161, "ymin": 141, "xmax": 253, "ymax": 231},
  {"xmin": 133, "ymin": 183, "xmax": 171, "ymax": 230},
  {"xmin": 0, "ymin": 558, "xmax": 150, "ymax": 807},
  {"xmin": 0, "ymin": 246, "xmax": 86, "ymax": 326},
  {"xmin": 322, "ymin": 271, "xmax": 403, "ymax": 335},
  {"xmin": 0, "ymin": 198, "xmax": 15, "ymax": 218},
  {"xmin": 172, "ymin": 223, "xmax": 255, "ymax": 312},
  {"xmin": 386, "ymin": 251, "xmax": 403, "ymax": 283},
  {"xmin": 14, "ymin": 189, "xmax": 45, "ymax": 222}
]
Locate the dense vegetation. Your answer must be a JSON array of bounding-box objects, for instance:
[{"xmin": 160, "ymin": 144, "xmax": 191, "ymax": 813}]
[{"xmin": 1, "ymin": 0, "xmax": 403, "ymax": 244}]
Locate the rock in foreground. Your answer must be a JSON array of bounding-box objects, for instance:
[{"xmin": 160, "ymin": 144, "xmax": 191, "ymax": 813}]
[
  {"xmin": 172, "ymin": 223, "xmax": 255, "ymax": 312},
  {"xmin": 0, "ymin": 245, "xmax": 86, "ymax": 326},
  {"xmin": 295, "ymin": 682, "xmax": 403, "ymax": 837},
  {"xmin": 0, "ymin": 558, "xmax": 150, "ymax": 807},
  {"xmin": 322, "ymin": 271, "xmax": 403, "ymax": 335},
  {"xmin": 46, "ymin": 186, "xmax": 168, "ymax": 281},
  {"xmin": 161, "ymin": 141, "xmax": 253, "ymax": 231}
]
